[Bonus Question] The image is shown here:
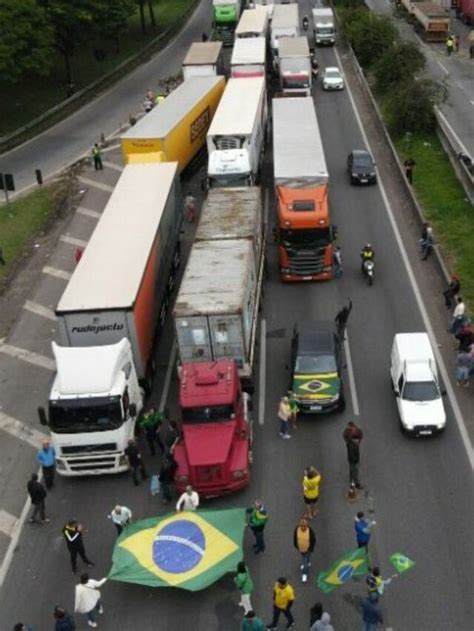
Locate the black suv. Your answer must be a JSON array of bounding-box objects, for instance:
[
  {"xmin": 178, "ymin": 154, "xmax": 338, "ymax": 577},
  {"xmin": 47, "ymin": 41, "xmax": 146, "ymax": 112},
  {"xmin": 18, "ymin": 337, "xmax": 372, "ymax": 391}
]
[
  {"xmin": 289, "ymin": 321, "xmax": 345, "ymax": 414},
  {"xmin": 347, "ymin": 149, "xmax": 377, "ymax": 185}
]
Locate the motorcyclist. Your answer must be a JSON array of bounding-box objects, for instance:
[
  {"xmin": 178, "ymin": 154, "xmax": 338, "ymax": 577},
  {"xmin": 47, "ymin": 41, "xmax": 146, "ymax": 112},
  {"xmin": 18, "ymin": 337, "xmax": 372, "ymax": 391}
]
[
  {"xmin": 360, "ymin": 243, "xmax": 375, "ymax": 273},
  {"xmin": 302, "ymin": 15, "xmax": 309, "ymax": 31}
]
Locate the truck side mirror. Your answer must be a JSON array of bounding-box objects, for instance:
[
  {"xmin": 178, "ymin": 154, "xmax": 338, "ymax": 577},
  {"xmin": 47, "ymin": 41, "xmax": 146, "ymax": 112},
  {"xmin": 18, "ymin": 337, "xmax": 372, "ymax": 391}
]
[
  {"xmin": 38, "ymin": 406, "xmax": 48, "ymax": 426},
  {"xmin": 129, "ymin": 403, "xmax": 137, "ymax": 418}
]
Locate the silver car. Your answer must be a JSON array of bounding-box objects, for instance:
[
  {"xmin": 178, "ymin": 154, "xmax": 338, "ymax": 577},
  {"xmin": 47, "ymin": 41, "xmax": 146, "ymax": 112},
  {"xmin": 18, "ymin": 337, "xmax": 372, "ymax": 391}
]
[{"xmin": 322, "ymin": 66, "xmax": 344, "ymax": 91}]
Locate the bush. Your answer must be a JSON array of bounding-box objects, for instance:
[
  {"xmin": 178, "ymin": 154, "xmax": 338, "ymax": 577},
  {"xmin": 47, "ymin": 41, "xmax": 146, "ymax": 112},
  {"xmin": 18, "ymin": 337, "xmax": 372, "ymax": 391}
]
[
  {"xmin": 340, "ymin": 9, "xmax": 398, "ymax": 69},
  {"xmin": 386, "ymin": 77, "xmax": 446, "ymax": 135},
  {"xmin": 373, "ymin": 40, "xmax": 425, "ymax": 94}
]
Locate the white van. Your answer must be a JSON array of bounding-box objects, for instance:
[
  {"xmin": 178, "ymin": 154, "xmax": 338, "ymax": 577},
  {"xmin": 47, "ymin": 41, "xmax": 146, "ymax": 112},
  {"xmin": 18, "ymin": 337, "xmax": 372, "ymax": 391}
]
[{"xmin": 390, "ymin": 333, "xmax": 446, "ymax": 435}]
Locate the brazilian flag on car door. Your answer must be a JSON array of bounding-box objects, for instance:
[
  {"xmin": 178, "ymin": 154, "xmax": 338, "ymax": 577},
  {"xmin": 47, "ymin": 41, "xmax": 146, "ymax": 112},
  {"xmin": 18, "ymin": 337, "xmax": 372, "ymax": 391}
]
[{"xmin": 109, "ymin": 509, "xmax": 246, "ymax": 590}]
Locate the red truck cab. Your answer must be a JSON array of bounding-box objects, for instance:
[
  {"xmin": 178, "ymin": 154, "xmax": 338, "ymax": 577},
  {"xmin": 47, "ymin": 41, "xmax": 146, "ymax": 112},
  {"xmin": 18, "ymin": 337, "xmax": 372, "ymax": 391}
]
[{"xmin": 174, "ymin": 360, "xmax": 253, "ymax": 498}]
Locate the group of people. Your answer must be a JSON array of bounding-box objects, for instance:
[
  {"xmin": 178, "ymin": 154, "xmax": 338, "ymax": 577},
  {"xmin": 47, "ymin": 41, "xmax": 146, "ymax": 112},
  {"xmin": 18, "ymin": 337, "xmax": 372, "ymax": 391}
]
[
  {"xmin": 143, "ymin": 88, "xmax": 167, "ymax": 113},
  {"xmin": 443, "ymin": 275, "xmax": 473, "ymax": 387}
]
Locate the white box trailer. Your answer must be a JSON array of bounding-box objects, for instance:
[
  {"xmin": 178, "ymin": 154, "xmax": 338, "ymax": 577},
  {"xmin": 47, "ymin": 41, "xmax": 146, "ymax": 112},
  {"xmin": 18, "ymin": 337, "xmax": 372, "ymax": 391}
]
[
  {"xmin": 174, "ymin": 240, "xmax": 261, "ymax": 383},
  {"xmin": 271, "ymin": 3, "xmax": 299, "ymax": 54},
  {"xmin": 236, "ymin": 6, "xmax": 269, "ymax": 37},
  {"xmin": 278, "ymin": 36, "xmax": 311, "ymax": 95},
  {"xmin": 248, "ymin": 0, "xmax": 277, "ymax": 18},
  {"xmin": 182, "ymin": 42, "xmax": 224, "ymax": 79},
  {"xmin": 312, "ymin": 7, "xmax": 336, "ymax": 45},
  {"xmin": 231, "ymin": 37, "xmax": 266, "ymax": 77},
  {"xmin": 206, "ymin": 76, "xmax": 267, "ymax": 188}
]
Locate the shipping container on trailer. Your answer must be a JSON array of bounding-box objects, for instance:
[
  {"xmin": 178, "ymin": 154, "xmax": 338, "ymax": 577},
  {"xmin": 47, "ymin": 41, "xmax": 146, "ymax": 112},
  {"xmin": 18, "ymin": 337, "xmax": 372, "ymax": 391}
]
[
  {"xmin": 120, "ymin": 76, "xmax": 225, "ymax": 170},
  {"xmin": 182, "ymin": 42, "xmax": 224, "ymax": 79},
  {"xmin": 56, "ymin": 162, "xmax": 182, "ymax": 382},
  {"xmin": 235, "ymin": 6, "xmax": 269, "ymax": 37},
  {"xmin": 278, "ymin": 36, "xmax": 312, "ymax": 95},
  {"xmin": 271, "ymin": 3, "xmax": 300, "ymax": 54},
  {"xmin": 231, "ymin": 37, "xmax": 267, "ymax": 77}
]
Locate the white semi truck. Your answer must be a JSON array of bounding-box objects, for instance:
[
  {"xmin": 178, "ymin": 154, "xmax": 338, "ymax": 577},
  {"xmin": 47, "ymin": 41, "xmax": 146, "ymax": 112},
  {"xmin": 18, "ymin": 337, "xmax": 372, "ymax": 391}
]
[
  {"xmin": 206, "ymin": 76, "xmax": 267, "ymax": 188},
  {"xmin": 38, "ymin": 162, "xmax": 182, "ymax": 476}
]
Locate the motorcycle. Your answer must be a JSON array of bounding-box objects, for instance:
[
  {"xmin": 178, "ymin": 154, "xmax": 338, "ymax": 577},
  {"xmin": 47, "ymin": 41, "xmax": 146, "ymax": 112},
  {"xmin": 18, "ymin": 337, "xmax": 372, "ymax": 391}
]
[{"xmin": 362, "ymin": 259, "xmax": 375, "ymax": 286}]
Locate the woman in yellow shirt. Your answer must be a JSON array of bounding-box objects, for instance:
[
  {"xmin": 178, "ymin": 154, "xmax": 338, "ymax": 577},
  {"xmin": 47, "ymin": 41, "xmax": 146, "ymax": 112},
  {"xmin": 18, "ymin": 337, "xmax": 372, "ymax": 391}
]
[{"xmin": 303, "ymin": 466, "xmax": 321, "ymax": 520}]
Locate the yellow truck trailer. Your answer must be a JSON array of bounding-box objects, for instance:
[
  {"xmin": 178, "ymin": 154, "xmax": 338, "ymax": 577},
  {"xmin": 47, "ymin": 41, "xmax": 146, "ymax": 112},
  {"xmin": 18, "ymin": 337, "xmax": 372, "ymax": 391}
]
[{"xmin": 121, "ymin": 76, "xmax": 225, "ymax": 171}]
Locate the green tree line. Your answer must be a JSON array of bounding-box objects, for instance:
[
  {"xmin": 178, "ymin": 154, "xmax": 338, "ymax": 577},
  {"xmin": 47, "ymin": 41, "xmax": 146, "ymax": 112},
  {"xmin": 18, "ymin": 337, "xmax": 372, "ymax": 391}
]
[{"xmin": 0, "ymin": 0, "xmax": 158, "ymax": 85}]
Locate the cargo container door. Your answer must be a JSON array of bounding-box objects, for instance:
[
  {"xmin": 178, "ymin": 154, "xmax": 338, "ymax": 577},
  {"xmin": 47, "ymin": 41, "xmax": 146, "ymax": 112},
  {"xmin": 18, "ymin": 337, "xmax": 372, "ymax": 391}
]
[
  {"xmin": 175, "ymin": 316, "xmax": 213, "ymax": 362},
  {"xmin": 208, "ymin": 315, "xmax": 245, "ymax": 368},
  {"xmin": 59, "ymin": 311, "xmax": 131, "ymax": 349}
]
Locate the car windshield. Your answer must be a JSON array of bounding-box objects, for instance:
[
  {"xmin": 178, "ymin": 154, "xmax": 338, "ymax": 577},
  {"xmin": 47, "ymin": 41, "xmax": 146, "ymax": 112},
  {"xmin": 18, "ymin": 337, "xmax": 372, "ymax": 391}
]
[
  {"xmin": 183, "ymin": 405, "xmax": 235, "ymax": 424},
  {"xmin": 326, "ymin": 70, "xmax": 340, "ymax": 79},
  {"xmin": 355, "ymin": 155, "xmax": 372, "ymax": 167},
  {"xmin": 402, "ymin": 381, "xmax": 439, "ymax": 402},
  {"xmin": 49, "ymin": 397, "xmax": 122, "ymax": 433},
  {"xmin": 295, "ymin": 354, "xmax": 337, "ymax": 373},
  {"xmin": 280, "ymin": 228, "xmax": 331, "ymax": 249}
]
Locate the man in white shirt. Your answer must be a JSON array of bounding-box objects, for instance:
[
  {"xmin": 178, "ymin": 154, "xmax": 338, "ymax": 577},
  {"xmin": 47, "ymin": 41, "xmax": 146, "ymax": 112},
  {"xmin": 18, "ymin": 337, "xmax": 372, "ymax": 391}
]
[
  {"xmin": 108, "ymin": 505, "xmax": 132, "ymax": 536},
  {"xmin": 176, "ymin": 486, "xmax": 200, "ymax": 512},
  {"xmin": 75, "ymin": 573, "xmax": 107, "ymax": 628},
  {"xmin": 451, "ymin": 296, "xmax": 466, "ymax": 335}
]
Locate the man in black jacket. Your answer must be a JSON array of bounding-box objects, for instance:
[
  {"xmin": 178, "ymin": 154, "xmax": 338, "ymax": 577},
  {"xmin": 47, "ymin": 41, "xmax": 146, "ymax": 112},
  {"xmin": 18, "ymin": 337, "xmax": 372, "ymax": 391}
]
[
  {"xmin": 62, "ymin": 520, "xmax": 94, "ymax": 574},
  {"xmin": 124, "ymin": 439, "xmax": 148, "ymax": 486},
  {"xmin": 293, "ymin": 518, "xmax": 316, "ymax": 583},
  {"xmin": 27, "ymin": 473, "xmax": 49, "ymax": 524}
]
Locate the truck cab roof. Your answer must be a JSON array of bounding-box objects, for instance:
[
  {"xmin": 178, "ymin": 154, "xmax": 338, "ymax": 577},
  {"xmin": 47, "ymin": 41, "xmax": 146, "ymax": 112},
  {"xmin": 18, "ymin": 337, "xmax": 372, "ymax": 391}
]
[{"xmin": 180, "ymin": 361, "xmax": 239, "ymax": 408}]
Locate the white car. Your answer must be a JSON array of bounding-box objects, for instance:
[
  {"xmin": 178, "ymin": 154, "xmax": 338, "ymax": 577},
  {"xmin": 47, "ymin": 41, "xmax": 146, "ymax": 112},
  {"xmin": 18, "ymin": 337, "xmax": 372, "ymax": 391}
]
[{"xmin": 322, "ymin": 66, "xmax": 344, "ymax": 90}]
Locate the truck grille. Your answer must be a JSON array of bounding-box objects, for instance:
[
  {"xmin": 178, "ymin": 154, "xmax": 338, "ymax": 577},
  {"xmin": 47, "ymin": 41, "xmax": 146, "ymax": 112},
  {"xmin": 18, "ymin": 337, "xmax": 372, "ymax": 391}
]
[
  {"xmin": 66, "ymin": 457, "xmax": 119, "ymax": 472},
  {"xmin": 287, "ymin": 249, "xmax": 326, "ymax": 275},
  {"xmin": 196, "ymin": 465, "xmax": 224, "ymax": 485},
  {"xmin": 215, "ymin": 137, "xmax": 240, "ymax": 150},
  {"xmin": 61, "ymin": 443, "xmax": 117, "ymax": 455}
]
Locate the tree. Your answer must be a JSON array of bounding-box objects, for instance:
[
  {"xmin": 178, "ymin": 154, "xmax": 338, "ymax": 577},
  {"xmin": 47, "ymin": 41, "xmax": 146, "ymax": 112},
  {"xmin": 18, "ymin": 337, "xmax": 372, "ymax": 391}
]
[
  {"xmin": 341, "ymin": 9, "xmax": 399, "ymax": 69},
  {"xmin": 0, "ymin": 0, "xmax": 54, "ymax": 83},
  {"xmin": 147, "ymin": 0, "xmax": 156, "ymax": 28},
  {"xmin": 136, "ymin": 0, "xmax": 147, "ymax": 35},
  {"xmin": 93, "ymin": 0, "xmax": 136, "ymax": 53},
  {"xmin": 388, "ymin": 77, "xmax": 446, "ymax": 134},
  {"xmin": 374, "ymin": 41, "xmax": 426, "ymax": 94}
]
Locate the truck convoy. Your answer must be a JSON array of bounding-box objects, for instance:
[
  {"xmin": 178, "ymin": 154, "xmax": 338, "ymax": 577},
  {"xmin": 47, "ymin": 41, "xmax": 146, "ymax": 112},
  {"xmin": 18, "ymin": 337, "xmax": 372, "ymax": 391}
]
[
  {"xmin": 272, "ymin": 97, "xmax": 336, "ymax": 281},
  {"xmin": 270, "ymin": 3, "xmax": 299, "ymax": 57},
  {"xmin": 278, "ymin": 36, "xmax": 312, "ymax": 96},
  {"xmin": 235, "ymin": 6, "xmax": 269, "ymax": 38},
  {"xmin": 212, "ymin": 0, "xmax": 242, "ymax": 46},
  {"xmin": 39, "ymin": 163, "xmax": 183, "ymax": 475},
  {"xmin": 173, "ymin": 186, "xmax": 265, "ymax": 389},
  {"xmin": 120, "ymin": 76, "xmax": 225, "ymax": 170},
  {"xmin": 182, "ymin": 42, "xmax": 224, "ymax": 79},
  {"xmin": 231, "ymin": 37, "xmax": 267, "ymax": 77},
  {"xmin": 312, "ymin": 7, "xmax": 336, "ymax": 46},
  {"xmin": 206, "ymin": 76, "xmax": 267, "ymax": 188}
]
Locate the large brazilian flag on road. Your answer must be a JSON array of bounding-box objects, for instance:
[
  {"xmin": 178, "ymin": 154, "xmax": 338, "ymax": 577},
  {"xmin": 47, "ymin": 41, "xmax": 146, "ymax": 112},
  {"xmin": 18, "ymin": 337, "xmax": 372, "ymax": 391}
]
[
  {"xmin": 109, "ymin": 508, "xmax": 246, "ymax": 591},
  {"xmin": 317, "ymin": 547, "xmax": 369, "ymax": 593}
]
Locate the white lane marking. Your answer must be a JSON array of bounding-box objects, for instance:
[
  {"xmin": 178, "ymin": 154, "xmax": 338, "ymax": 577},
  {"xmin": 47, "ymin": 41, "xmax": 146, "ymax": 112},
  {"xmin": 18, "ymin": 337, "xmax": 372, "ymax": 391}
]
[
  {"xmin": 0, "ymin": 482, "xmax": 34, "ymax": 588},
  {"xmin": 258, "ymin": 318, "xmax": 267, "ymax": 426},
  {"xmin": 42, "ymin": 266, "xmax": 71, "ymax": 281},
  {"xmin": 0, "ymin": 340, "xmax": 55, "ymax": 371},
  {"xmin": 101, "ymin": 143, "xmax": 122, "ymax": 153},
  {"xmin": 159, "ymin": 340, "xmax": 177, "ymax": 413},
  {"xmin": 77, "ymin": 176, "xmax": 114, "ymax": 193},
  {"xmin": 23, "ymin": 300, "xmax": 56, "ymax": 321},
  {"xmin": 336, "ymin": 49, "xmax": 474, "ymax": 470},
  {"xmin": 344, "ymin": 331, "xmax": 360, "ymax": 417},
  {"xmin": 435, "ymin": 107, "xmax": 472, "ymax": 157},
  {"xmin": 102, "ymin": 160, "xmax": 123, "ymax": 172},
  {"xmin": 76, "ymin": 206, "xmax": 101, "ymax": 219},
  {"xmin": 0, "ymin": 510, "xmax": 19, "ymax": 538},
  {"xmin": 437, "ymin": 61, "xmax": 449, "ymax": 74},
  {"xmin": 0, "ymin": 411, "xmax": 49, "ymax": 449},
  {"xmin": 60, "ymin": 234, "xmax": 87, "ymax": 248}
]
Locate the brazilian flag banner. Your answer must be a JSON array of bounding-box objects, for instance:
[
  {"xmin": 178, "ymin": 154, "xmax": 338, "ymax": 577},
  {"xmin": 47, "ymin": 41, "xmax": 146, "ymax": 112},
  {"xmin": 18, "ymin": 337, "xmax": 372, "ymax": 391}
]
[
  {"xmin": 317, "ymin": 547, "xmax": 369, "ymax": 593},
  {"xmin": 109, "ymin": 508, "xmax": 246, "ymax": 591}
]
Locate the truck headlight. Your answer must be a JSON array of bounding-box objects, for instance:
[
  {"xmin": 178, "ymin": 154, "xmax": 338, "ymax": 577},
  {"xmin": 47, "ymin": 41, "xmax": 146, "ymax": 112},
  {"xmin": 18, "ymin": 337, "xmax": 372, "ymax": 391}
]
[
  {"xmin": 56, "ymin": 459, "xmax": 66, "ymax": 471},
  {"xmin": 119, "ymin": 455, "xmax": 127, "ymax": 466},
  {"xmin": 232, "ymin": 469, "xmax": 247, "ymax": 480}
]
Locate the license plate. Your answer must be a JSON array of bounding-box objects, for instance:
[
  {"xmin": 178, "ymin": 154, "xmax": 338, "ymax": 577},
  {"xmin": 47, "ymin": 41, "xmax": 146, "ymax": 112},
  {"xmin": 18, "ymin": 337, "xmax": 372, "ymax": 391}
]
[
  {"xmin": 360, "ymin": 179, "xmax": 368, "ymax": 183},
  {"xmin": 419, "ymin": 430, "xmax": 432, "ymax": 435},
  {"xmin": 310, "ymin": 405, "xmax": 322, "ymax": 411},
  {"xmin": 302, "ymin": 276, "xmax": 312, "ymax": 280}
]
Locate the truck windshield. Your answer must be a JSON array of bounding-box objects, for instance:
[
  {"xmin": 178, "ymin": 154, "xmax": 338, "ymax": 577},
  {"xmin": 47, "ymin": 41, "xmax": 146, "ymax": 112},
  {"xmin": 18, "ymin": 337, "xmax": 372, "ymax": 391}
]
[
  {"xmin": 210, "ymin": 174, "xmax": 251, "ymax": 188},
  {"xmin": 281, "ymin": 228, "xmax": 331, "ymax": 249},
  {"xmin": 318, "ymin": 27, "xmax": 334, "ymax": 34},
  {"xmin": 282, "ymin": 75, "xmax": 310, "ymax": 89},
  {"xmin": 183, "ymin": 405, "xmax": 235, "ymax": 424},
  {"xmin": 49, "ymin": 397, "xmax": 122, "ymax": 433},
  {"xmin": 296, "ymin": 354, "xmax": 337, "ymax": 373},
  {"xmin": 402, "ymin": 382, "xmax": 439, "ymax": 402}
]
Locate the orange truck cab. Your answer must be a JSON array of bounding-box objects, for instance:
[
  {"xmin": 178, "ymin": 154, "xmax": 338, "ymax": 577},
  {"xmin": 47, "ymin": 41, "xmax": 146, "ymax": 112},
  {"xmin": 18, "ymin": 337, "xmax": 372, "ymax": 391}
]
[
  {"xmin": 273, "ymin": 97, "xmax": 336, "ymax": 281},
  {"xmin": 174, "ymin": 360, "xmax": 253, "ymax": 498}
]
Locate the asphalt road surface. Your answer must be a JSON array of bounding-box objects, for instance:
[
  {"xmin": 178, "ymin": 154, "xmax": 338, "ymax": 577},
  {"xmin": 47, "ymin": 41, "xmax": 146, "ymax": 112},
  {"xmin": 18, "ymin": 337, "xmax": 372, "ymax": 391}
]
[{"xmin": 0, "ymin": 3, "xmax": 473, "ymax": 631}]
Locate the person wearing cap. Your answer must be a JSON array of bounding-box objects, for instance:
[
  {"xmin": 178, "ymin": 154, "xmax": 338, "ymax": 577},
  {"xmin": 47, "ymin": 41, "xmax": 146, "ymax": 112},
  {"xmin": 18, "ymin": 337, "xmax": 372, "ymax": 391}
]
[
  {"xmin": 277, "ymin": 396, "xmax": 291, "ymax": 439},
  {"xmin": 108, "ymin": 505, "xmax": 132, "ymax": 536},
  {"xmin": 246, "ymin": 499, "xmax": 268, "ymax": 554},
  {"xmin": 37, "ymin": 439, "xmax": 56, "ymax": 489}
]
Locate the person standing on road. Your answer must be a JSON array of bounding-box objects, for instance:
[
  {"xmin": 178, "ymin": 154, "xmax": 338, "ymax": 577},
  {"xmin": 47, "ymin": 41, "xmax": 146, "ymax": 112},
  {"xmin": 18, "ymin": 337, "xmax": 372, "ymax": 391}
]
[
  {"xmin": 36, "ymin": 439, "xmax": 56, "ymax": 489},
  {"xmin": 139, "ymin": 407, "xmax": 165, "ymax": 456},
  {"xmin": 63, "ymin": 520, "xmax": 94, "ymax": 574},
  {"xmin": 403, "ymin": 158, "xmax": 416, "ymax": 183},
  {"xmin": 303, "ymin": 467, "xmax": 321, "ymax": 520},
  {"xmin": 450, "ymin": 296, "xmax": 466, "ymax": 335},
  {"xmin": 333, "ymin": 245, "xmax": 343, "ymax": 278},
  {"xmin": 92, "ymin": 144, "xmax": 103, "ymax": 170},
  {"xmin": 185, "ymin": 192, "xmax": 197, "ymax": 223},
  {"xmin": 242, "ymin": 610, "xmax": 265, "ymax": 631},
  {"xmin": 455, "ymin": 351, "xmax": 471, "ymax": 387},
  {"xmin": 27, "ymin": 473, "xmax": 49, "ymax": 524},
  {"xmin": 266, "ymin": 577, "xmax": 295, "ymax": 630},
  {"xmin": 343, "ymin": 421, "xmax": 363, "ymax": 489},
  {"xmin": 278, "ymin": 396, "xmax": 291, "ymax": 438},
  {"xmin": 335, "ymin": 299, "xmax": 352, "ymax": 341},
  {"xmin": 74, "ymin": 573, "xmax": 106, "ymax": 628},
  {"xmin": 165, "ymin": 418, "xmax": 181, "ymax": 455},
  {"xmin": 310, "ymin": 612, "xmax": 334, "ymax": 631},
  {"xmin": 446, "ymin": 35, "xmax": 454, "ymax": 55},
  {"xmin": 293, "ymin": 518, "xmax": 316, "ymax": 583},
  {"xmin": 359, "ymin": 593, "xmax": 384, "ymax": 630},
  {"xmin": 443, "ymin": 274, "xmax": 460, "ymax": 309},
  {"xmin": 54, "ymin": 606, "xmax": 76, "ymax": 631},
  {"xmin": 108, "ymin": 505, "xmax": 132, "ymax": 536},
  {"xmin": 176, "ymin": 485, "xmax": 200, "ymax": 512},
  {"xmin": 246, "ymin": 499, "xmax": 268, "ymax": 554},
  {"xmin": 159, "ymin": 453, "xmax": 178, "ymax": 504},
  {"xmin": 287, "ymin": 391, "xmax": 299, "ymax": 430},
  {"xmin": 234, "ymin": 561, "xmax": 254, "ymax": 614},
  {"xmin": 354, "ymin": 511, "xmax": 376, "ymax": 552},
  {"xmin": 124, "ymin": 439, "xmax": 148, "ymax": 486},
  {"xmin": 13, "ymin": 624, "xmax": 34, "ymax": 631}
]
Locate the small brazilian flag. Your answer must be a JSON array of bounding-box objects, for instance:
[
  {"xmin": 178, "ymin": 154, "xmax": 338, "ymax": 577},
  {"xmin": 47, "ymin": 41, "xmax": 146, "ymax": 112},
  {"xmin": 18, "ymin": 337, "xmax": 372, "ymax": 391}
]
[
  {"xmin": 109, "ymin": 508, "xmax": 246, "ymax": 591},
  {"xmin": 317, "ymin": 547, "xmax": 369, "ymax": 593},
  {"xmin": 390, "ymin": 552, "xmax": 415, "ymax": 574}
]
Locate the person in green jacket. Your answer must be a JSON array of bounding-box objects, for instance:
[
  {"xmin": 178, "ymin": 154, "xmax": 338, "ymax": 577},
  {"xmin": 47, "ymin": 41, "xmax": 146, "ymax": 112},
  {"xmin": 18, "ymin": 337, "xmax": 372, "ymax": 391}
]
[
  {"xmin": 139, "ymin": 408, "xmax": 164, "ymax": 456},
  {"xmin": 242, "ymin": 610, "xmax": 265, "ymax": 631},
  {"xmin": 234, "ymin": 561, "xmax": 254, "ymax": 614}
]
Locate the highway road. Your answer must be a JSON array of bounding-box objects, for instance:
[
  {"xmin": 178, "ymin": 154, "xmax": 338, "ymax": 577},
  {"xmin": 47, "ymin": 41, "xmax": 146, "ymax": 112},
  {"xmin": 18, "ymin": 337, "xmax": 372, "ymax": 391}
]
[{"xmin": 0, "ymin": 2, "xmax": 473, "ymax": 630}]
